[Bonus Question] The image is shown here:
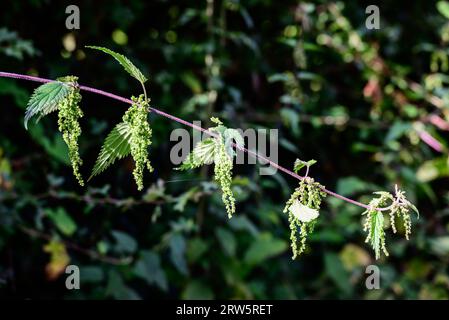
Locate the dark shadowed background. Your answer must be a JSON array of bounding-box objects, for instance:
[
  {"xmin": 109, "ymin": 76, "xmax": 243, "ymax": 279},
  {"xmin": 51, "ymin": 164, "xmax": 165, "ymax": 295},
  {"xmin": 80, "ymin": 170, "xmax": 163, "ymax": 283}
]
[{"xmin": 0, "ymin": 0, "xmax": 448, "ymax": 299}]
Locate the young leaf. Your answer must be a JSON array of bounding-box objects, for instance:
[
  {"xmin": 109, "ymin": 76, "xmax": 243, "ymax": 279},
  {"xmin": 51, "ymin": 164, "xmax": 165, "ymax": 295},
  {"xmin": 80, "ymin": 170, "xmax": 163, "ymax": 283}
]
[
  {"xmin": 176, "ymin": 138, "xmax": 216, "ymax": 171},
  {"xmin": 224, "ymin": 128, "xmax": 244, "ymax": 157},
  {"xmin": 123, "ymin": 96, "xmax": 154, "ymax": 190},
  {"xmin": 368, "ymin": 210, "xmax": 385, "ymax": 260},
  {"xmin": 86, "ymin": 46, "xmax": 147, "ymax": 84},
  {"xmin": 24, "ymin": 81, "xmax": 70, "ymax": 129},
  {"xmin": 89, "ymin": 122, "xmax": 132, "ymax": 180},
  {"xmin": 294, "ymin": 158, "xmax": 317, "ymax": 174},
  {"xmin": 193, "ymin": 138, "xmax": 216, "ymax": 165},
  {"xmin": 410, "ymin": 203, "xmax": 420, "ymax": 218}
]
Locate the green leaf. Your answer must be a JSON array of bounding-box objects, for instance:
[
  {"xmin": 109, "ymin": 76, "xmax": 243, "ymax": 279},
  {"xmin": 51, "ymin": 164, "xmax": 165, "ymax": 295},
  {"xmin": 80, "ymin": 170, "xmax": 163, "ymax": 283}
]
[
  {"xmin": 24, "ymin": 81, "xmax": 70, "ymax": 129},
  {"xmin": 169, "ymin": 233, "xmax": 188, "ymax": 275},
  {"xmin": 224, "ymin": 128, "xmax": 244, "ymax": 157},
  {"xmin": 324, "ymin": 253, "xmax": 353, "ymax": 295},
  {"xmin": 111, "ymin": 230, "xmax": 137, "ymax": 254},
  {"xmin": 192, "ymin": 138, "xmax": 216, "ymax": 164},
  {"xmin": 186, "ymin": 238, "xmax": 209, "ymax": 263},
  {"xmin": 416, "ymin": 157, "xmax": 449, "ymax": 182},
  {"xmin": 86, "ymin": 46, "xmax": 147, "ymax": 84},
  {"xmin": 280, "ymin": 108, "xmax": 300, "ymax": 137},
  {"xmin": 182, "ymin": 281, "xmax": 214, "ymax": 300},
  {"xmin": 46, "ymin": 207, "xmax": 77, "ymax": 236},
  {"xmin": 437, "ymin": 1, "xmax": 449, "ymax": 19},
  {"xmin": 293, "ymin": 158, "xmax": 317, "ymax": 174},
  {"xmin": 429, "ymin": 236, "xmax": 449, "ymax": 256},
  {"xmin": 89, "ymin": 122, "xmax": 132, "ymax": 180},
  {"xmin": 215, "ymin": 227, "xmax": 236, "ymax": 257},
  {"xmin": 80, "ymin": 266, "xmax": 104, "ymax": 283},
  {"xmin": 409, "ymin": 203, "xmax": 420, "ymax": 218},
  {"xmin": 176, "ymin": 138, "xmax": 216, "ymax": 170},
  {"xmin": 133, "ymin": 251, "xmax": 168, "ymax": 291},
  {"xmin": 244, "ymin": 233, "xmax": 287, "ymax": 266},
  {"xmin": 173, "ymin": 186, "xmax": 200, "ymax": 212},
  {"xmin": 106, "ymin": 270, "xmax": 140, "ymax": 300},
  {"xmin": 336, "ymin": 176, "xmax": 376, "ymax": 196},
  {"xmin": 28, "ymin": 124, "xmax": 70, "ymax": 165},
  {"xmin": 384, "ymin": 121, "xmax": 411, "ymax": 142},
  {"xmin": 369, "ymin": 211, "xmax": 385, "ymax": 260}
]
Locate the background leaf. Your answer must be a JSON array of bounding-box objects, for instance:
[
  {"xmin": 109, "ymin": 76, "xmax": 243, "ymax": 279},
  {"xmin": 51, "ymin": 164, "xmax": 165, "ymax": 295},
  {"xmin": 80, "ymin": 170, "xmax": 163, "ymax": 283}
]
[
  {"xmin": 324, "ymin": 253, "xmax": 353, "ymax": 296},
  {"xmin": 133, "ymin": 250, "xmax": 168, "ymax": 291},
  {"xmin": 244, "ymin": 233, "xmax": 287, "ymax": 266},
  {"xmin": 46, "ymin": 207, "xmax": 77, "ymax": 236}
]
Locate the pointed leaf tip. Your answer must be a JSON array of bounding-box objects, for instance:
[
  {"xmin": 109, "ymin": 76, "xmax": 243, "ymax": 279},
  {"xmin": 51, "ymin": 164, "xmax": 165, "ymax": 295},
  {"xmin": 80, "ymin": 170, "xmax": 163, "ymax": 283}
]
[{"xmin": 86, "ymin": 46, "xmax": 147, "ymax": 84}]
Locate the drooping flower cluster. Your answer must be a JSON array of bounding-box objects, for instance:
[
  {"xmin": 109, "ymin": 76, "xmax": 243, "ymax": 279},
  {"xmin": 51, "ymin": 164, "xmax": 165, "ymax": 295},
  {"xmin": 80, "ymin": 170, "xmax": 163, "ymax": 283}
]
[
  {"xmin": 177, "ymin": 117, "xmax": 243, "ymax": 218},
  {"xmin": 213, "ymin": 134, "xmax": 235, "ymax": 218},
  {"xmin": 363, "ymin": 185, "xmax": 419, "ymax": 259},
  {"xmin": 57, "ymin": 76, "xmax": 84, "ymax": 186},
  {"xmin": 283, "ymin": 176, "xmax": 327, "ymax": 259},
  {"xmin": 123, "ymin": 95, "xmax": 154, "ymax": 190},
  {"xmin": 16, "ymin": 44, "xmax": 422, "ymax": 262}
]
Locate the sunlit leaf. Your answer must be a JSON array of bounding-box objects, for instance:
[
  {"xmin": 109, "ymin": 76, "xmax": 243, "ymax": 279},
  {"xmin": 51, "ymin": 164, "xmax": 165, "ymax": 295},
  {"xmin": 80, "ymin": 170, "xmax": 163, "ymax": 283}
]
[
  {"xmin": 24, "ymin": 81, "xmax": 70, "ymax": 129},
  {"xmin": 89, "ymin": 122, "xmax": 132, "ymax": 180},
  {"xmin": 86, "ymin": 46, "xmax": 147, "ymax": 84},
  {"xmin": 176, "ymin": 138, "xmax": 216, "ymax": 171},
  {"xmin": 437, "ymin": 1, "xmax": 449, "ymax": 19},
  {"xmin": 43, "ymin": 240, "xmax": 70, "ymax": 280}
]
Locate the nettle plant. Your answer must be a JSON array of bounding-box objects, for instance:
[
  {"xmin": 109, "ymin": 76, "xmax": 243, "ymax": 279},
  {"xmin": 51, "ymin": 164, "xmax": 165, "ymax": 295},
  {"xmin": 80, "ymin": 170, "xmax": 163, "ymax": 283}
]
[
  {"xmin": 176, "ymin": 116, "xmax": 244, "ymax": 218},
  {"xmin": 1, "ymin": 46, "xmax": 419, "ymax": 260}
]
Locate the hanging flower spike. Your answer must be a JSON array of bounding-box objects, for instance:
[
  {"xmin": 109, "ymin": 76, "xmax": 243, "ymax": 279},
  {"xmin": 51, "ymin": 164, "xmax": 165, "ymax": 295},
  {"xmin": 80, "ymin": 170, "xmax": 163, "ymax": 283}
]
[
  {"xmin": 123, "ymin": 94, "xmax": 154, "ymax": 191},
  {"xmin": 363, "ymin": 185, "xmax": 419, "ymax": 259},
  {"xmin": 176, "ymin": 117, "xmax": 244, "ymax": 218},
  {"xmin": 23, "ymin": 75, "xmax": 85, "ymax": 186},
  {"xmin": 213, "ymin": 133, "xmax": 235, "ymax": 218},
  {"xmin": 284, "ymin": 159, "xmax": 326, "ymax": 259},
  {"xmin": 89, "ymin": 95, "xmax": 154, "ymax": 191},
  {"xmin": 57, "ymin": 76, "xmax": 84, "ymax": 186}
]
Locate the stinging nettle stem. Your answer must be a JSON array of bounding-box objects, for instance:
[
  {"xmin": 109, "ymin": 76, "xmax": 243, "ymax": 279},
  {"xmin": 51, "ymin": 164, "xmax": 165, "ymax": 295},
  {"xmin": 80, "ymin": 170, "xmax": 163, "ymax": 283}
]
[{"xmin": 0, "ymin": 71, "xmax": 382, "ymax": 211}]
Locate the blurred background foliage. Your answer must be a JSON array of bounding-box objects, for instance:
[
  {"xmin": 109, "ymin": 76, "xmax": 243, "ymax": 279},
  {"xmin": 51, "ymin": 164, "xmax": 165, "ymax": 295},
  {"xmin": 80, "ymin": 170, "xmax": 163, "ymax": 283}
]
[{"xmin": 0, "ymin": 0, "xmax": 448, "ymax": 299}]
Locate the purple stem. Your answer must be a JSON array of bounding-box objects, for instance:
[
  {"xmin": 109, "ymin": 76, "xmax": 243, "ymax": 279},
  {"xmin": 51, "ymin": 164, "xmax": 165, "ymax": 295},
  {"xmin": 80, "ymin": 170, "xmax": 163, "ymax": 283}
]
[{"xmin": 0, "ymin": 71, "xmax": 374, "ymax": 210}]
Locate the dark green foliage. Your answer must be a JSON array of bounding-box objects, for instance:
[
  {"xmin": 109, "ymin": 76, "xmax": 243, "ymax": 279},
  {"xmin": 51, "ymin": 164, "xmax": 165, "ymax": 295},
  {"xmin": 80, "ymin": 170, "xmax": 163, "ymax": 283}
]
[{"xmin": 0, "ymin": 0, "xmax": 448, "ymax": 300}]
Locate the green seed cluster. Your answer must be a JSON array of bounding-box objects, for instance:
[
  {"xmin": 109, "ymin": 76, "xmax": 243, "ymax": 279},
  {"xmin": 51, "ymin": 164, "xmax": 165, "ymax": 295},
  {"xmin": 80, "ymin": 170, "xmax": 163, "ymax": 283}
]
[
  {"xmin": 363, "ymin": 193, "xmax": 391, "ymax": 259},
  {"xmin": 57, "ymin": 76, "xmax": 84, "ymax": 186},
  {"xmin": 362, "ymin": 188, "xmax": 416, "ymax": 259},
  {"xmin": 283, "ymin": 177, "xmax": 326, "ymax": 259},
  {"xmin": 213, "ymin": 137, "xmax": 235, "ymax": 218},
  {"xmin": 391, "ymin": 188, "xmax": 413, "ymax": 240},
  {"xmin": 123, "ymin": 95, "xmax": 154, "ymax": 190},
  {"xmin": 176, "ymin": 117, "xmax": 240, "ymax": 218}
]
